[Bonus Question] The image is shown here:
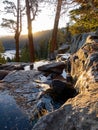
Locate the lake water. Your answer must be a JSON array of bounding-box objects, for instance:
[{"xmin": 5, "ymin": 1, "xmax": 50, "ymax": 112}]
[
  {"xmin": 2, "ymin": 50, "xmax": 16, "ymax": 59},
  {"xmin": 0, "ymin": 91, "xmax": 33, "ymax": 130}
]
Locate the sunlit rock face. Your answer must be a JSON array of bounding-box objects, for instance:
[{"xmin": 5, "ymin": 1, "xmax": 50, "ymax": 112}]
[
  {"xmin": 71, "ymin": 35, "xmax": 98, "ymax": 79},
  {"xmin": 32, "ymin": 34, "xmax": 98, "ymax": 130}
]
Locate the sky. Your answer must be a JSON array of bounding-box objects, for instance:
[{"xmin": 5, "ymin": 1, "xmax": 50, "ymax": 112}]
[{"xmin": 0, "ymin": 0, "xmax": 70, "ymax": 36}]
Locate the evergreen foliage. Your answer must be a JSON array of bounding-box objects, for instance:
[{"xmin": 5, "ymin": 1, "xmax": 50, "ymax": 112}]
[
  {"xmin": 0, "ymin": 41, "xmax": 6, "ymax": 63},
  {"xmin": 20, "ymin": 43, "xmax": 30, "ymax": 62},
  {"xmin": 38, "ymin": 39, "xmax": 48, "ymax": 60},
  {"xmin": 57, "ymin": 29, "xmax": 66, "ymax": 47},
  {"xmin": 0, "ymin": 41, "xmax": 5, "ymax": 53},
  {"xmin": 69, "ymin": 0, "xmax": 98, "ymax": 35},
  {"xmin": 0, "ymin": 54, "xmax": 6, "ymax": 63}
]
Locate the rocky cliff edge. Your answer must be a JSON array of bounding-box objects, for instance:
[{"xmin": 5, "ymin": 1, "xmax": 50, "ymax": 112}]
[{"xmin": 33, "ymin": 34, "xmax": 98, "ymax": 130}]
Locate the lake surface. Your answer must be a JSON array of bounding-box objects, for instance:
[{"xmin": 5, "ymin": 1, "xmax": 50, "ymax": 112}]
[
  {"xmin": 2, "ymin": 50, "xmax": 16, "ymax": 59},
  {"xmin": 0, "ymin": 91, "xmax": 33, "ymax": 130}
]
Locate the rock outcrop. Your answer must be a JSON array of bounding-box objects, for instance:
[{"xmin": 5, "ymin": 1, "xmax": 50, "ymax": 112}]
[
  {"xmin": 1, "ymin": 60, "xmax": 72, "ymax": 126},
  {"xmin": 2, "ymin": 69, "xmax": 54, "ymax": 123},
  {"xmin": 0, "ymin": 70, "xmax": 9, "ymax": 80},
  {"xmin": 1, "ymin": 32, "xmax": 98, "ymax": 130},
  {"xmin": 71, "ymin": 35, "xmax": 98, "ymax": 79},
  {"xmin": 0, "ymin": 62, "xmax": 35, "ymax": 80},
  {"xmin": 38, "ymin": 61, "xmax": 65, "ymax": 74},
  {"xmin": 58, "ymin": 44, "xmax": 70, "ymax": 54},
  {"xmin": 1, "ymin": 57, "xmax": 75, "ymax": 124},
  {"xmin": 32, "ymin": 34, "xmax": 98, "ymax": 130},
  {"xmin": 69, "ymin": 32, "xmax": 96, "ymax": 53},
  {"xmin": 0, "ymin": 63, "xmax": 27, "ymax": 80}
]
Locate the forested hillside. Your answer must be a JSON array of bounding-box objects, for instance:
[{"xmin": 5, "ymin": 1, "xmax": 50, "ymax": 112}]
[{"xmin": 0, "ymin": 30, "xmax": 52, "ymax": 51}]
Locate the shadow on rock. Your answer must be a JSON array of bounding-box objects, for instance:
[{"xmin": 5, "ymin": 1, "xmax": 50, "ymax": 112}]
[{"xmin": 45, "ymin": 79, "xmax": 77, "ymax": 103}]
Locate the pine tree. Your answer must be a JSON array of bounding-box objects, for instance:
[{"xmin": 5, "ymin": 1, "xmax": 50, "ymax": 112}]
[
  {"xmin": 1, "ymin": 0, "xmax": 24, "ymax": 61},
  {"xmin": 0, "ymin": 41, "xmax": 4, "ymax": 53},
  {"xmin": 69, "ymin": 0, "xmax": 98, "ymax": 34}
]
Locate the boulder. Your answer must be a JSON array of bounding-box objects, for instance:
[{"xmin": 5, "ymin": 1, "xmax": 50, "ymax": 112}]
[
  {"xmin": 32, "ymin": 35, "xmax": 98, "ymax": 130},
  {"xmin": 58, "ymin": 44, "xmax": 70, "ymax": 54},
  {"xmin": 3, "ymin": 70, "xmax": 41, "ymax": 83},
  {"xmin": 38, "ymin": 61, "xmax": 65, "ymax": 74},
  {"xmin": 0, "ymin": 63, "xmax": 25, "ymax": 71},
  {"xmin": 50, "ymin": 79, "xmax": 77, "ymax": 102},
  {"xmin": 56, "ymin": 53, "xmax": 70, "ymax": 62},
  {"xmin": 36, "ymin": 94, "xmax": 53, "ymax": 116},
  {"xmin": 69, "ymin": 32, "xmax": 96, "ymax": 53},
  {"xmin": 0, "ymin": 70, "xmax": 9, "ymax": 80},
  {"xmin": 0, "ymin": 64, "xmax": 13, "ymax": 70}
]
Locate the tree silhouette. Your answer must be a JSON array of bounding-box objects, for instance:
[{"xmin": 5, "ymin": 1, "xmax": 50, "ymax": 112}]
[
  {"xmin": 1, "ymin": 0, "xmax": 24, "ymax": 62},
  {"xmin": 25, "ymin": 0, "xmax": 39, "ymax": 62},
  {"xmin": 49, "ymin": 0, "xmax": 62, "ymax": 60}
]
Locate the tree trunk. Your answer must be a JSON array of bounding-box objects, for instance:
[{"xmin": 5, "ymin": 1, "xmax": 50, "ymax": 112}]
[
  {"xmin": 15, "ymin": 0, "xmax": 20, "ymax": 62},
  {"xmin": 49, "ymin": 0, "xmax": 62, "ymax": 59},
  {"xmin": 25, "ymin": 0, "xmax": 35, "ymax": 62},
  {"xmin": 15, "ymin": 33, "xmax": 20, "ymax": 62}
]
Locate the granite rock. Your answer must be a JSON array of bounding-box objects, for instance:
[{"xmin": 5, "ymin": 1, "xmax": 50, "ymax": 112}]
[{"xmin": 32, "ymin": 34, "xmax": 98, "ymax": 130}]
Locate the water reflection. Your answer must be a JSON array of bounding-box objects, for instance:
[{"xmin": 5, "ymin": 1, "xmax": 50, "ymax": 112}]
[{"xmin": 0, "ymin": 91, "xmax": 33, "ymax": 130}]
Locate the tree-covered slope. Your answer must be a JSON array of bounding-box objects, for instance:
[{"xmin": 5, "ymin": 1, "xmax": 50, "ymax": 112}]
[{"xmin": 0, "ymin": 30, "xmax": 52, "ymax": 50}]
